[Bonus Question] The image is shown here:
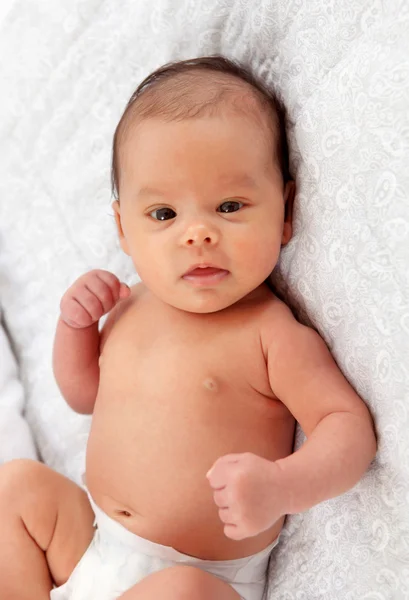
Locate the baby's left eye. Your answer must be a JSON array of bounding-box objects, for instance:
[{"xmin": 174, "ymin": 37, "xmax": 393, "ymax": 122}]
[{"xmin": 217, "ymin": 200, "xmax": 244, "ymax": 213}]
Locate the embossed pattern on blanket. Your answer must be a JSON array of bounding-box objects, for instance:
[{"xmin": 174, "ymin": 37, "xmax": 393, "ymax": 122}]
[{"xmin": 0, "ymin": 1, "xmax": 408, "ymax": 598}]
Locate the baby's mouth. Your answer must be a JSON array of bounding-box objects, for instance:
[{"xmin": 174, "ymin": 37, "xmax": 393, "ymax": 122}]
[
  {"xmin": 182, "ymin": 265, "xmax": 230, "ymax": 286},
  {"xmin": 186, "ymin": 266, "xmax": 225, "ymax": 276}
]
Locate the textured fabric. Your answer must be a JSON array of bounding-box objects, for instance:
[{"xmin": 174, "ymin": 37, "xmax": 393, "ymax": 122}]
[
  {"xmin": 0, "ymin": 1, "xmax": 408, "ymax": 598},
  {"xmin": 0, "ymin": 308, "xmax": 38, "ymax": 462}
]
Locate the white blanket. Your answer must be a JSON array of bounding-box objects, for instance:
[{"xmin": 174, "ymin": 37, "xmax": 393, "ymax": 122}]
[
  {"xmin": 0, "ymin": 309, "xmax": 38, "ymax": 463},
  {"xmin": 0, "ymin": 1, "xmax": 408, "ymax": 598}
]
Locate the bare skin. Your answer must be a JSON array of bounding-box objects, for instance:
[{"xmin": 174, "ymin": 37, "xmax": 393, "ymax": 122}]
[
  {"xmin": 0, "ymin": 458, "xmax": 241, "ymax": 600},
  {"xmin": 0, "ymin": 106, "xmax": 377, "ymax": 599},
  {"xmin": 85, "ymin": 281, "xmax": 295, "ymax": 559},
  {"xmin": 0, "ymin": 459, "xmax": 95, "ymax": 600}
]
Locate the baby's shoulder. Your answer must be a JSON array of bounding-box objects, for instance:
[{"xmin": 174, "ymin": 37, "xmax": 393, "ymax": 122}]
[
  {"xmin": 257, "ymin": 291, "xmax": 295, "ymax": 326},
  {"xmin": 257, "ymin": 292, "xmax": 307, "ymax": 351},
  {"xmin": 258, "ymin": 292, "xmax": 326, "ymax": 369},
  {"xmin": 100, "ymin": 281, "xmax": 145, "ymax": 349}
]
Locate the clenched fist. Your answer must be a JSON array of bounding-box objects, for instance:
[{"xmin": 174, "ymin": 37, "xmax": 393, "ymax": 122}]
[
  {"xmin": 206, "ymin": 452, "xmax": 287, "ymax": 541},
  {"xmin": 60, "ymin": 269, "xmax": 131, "ymax": 329}
]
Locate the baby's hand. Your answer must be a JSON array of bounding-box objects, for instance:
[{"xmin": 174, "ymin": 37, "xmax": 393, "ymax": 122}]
[
  {"xmin": 60, "ymin": 269, "xmax": 131, "ymax": 329},
  {"xmin": 206, "ymin": 452, "xmax": 287, "ymax": 541}
]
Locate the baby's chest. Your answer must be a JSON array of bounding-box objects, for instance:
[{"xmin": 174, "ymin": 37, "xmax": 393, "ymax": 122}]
[{"xmin": 100, "ymin": 322, "xmax": 271, "ymax": 402}]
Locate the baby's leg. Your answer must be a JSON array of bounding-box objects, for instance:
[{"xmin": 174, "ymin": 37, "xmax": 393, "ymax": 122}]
[
  {"xmin": 119, "ymin": 566, "xmax": 241, "ymax": 600},
  {"xmin": 0, "ymin": 459, "xmax": 95, "ymax": 600}
]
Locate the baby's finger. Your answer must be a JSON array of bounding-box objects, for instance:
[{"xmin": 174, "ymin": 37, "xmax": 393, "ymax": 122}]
[
  {"xmin": 73, "ymin": 286, "xmax": 105, "ymax": 322},
  {"xmin": 207, "ymin": 457, "xmax": 239, "ymax": 489},
  {"xmin": 223, "ymin": 524, "xmax": 244, "ymax": 541},
  {"xmin": 119, "ymin": 283, "xmax": 131, "ymax": 300},
  {"xmin": 206, "ymin": 454, "xmax": 240, "ymax": 478},
  {"xmin": 85, "ymin": 276, "xmax": 115, "ymax": 314},
  {"xmin": 93, "ymin": 270, "xmax": 122, "ymax": 301},
  {"xmin": 61, "ymin": 297, "xmax": 94, "ymax": 329},
  {"xmin": 206, "ymin": 467, "xmax": 227, "ymax": 490},
  {"xmin": 218, "ymin": 507, "xmax": 235, "ymax": 524},
  {"xmin": 212, "ymin": 489, "xmax": 229, "ymax": 508}
]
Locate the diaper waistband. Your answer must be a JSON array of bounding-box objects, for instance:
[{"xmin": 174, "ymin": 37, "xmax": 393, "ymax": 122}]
[{"xmin": 87, "ymin": 491, "xmax": 279, "ymax": 579}]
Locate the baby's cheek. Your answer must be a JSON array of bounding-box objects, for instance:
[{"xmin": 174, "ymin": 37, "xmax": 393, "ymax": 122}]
[{"xmin": 232, "ymin": 233, "xmax": 279, "ymax": 272}]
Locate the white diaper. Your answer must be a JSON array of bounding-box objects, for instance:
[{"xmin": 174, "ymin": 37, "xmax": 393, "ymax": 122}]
[{"xmin": 51, "ymin": 493, "xmax": 279, "ymax": 600}]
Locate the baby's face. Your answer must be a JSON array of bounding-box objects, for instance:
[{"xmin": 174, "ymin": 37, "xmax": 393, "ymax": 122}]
[{"xmin": 114, "ymin": 115, "xmax": 292, "ymax": 313}]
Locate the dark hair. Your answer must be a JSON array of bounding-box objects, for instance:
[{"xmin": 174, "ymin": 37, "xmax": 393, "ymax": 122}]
[{"xmin": 111, "ymin": 55, "xmax": 290, "ymax": 199}]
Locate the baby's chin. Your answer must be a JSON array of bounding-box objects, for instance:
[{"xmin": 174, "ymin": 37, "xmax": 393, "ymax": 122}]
[{"xmin": 157, "ymin": 288, "xmax": 254, "ymax": 315}]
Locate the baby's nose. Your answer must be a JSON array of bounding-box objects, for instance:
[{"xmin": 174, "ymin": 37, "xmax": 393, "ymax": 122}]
[{"xmin": 181, "ymin": 222, "xmax": 219, "ymax": 247}]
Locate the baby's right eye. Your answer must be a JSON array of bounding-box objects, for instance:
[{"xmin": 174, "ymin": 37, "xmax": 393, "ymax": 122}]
[{"xmin": 149, "ymin": 207, "xmax": 177, "ymax": 221}]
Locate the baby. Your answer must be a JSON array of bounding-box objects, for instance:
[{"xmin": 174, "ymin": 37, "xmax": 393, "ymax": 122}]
[{"xmin": 0, "ymin": 56, "xmax": 377, "ymax": 600}]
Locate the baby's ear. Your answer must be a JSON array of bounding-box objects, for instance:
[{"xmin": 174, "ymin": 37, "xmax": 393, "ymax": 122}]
[
  {"xmin": 112, "ymin": 200, "xmax": 130, "ymax": 255},
  {"xmin": 281, "ymin": 181, "xmax": 295, "ymax": 246}
]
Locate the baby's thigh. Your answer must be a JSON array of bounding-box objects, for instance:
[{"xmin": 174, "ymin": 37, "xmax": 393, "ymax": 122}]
[
  {"xmin": 119, "ymin": 566, "xmax": 241, "ymax": 600},
  {"xmin": 0, "ymin": 459, "xmax": 95, "ymax": 586}
]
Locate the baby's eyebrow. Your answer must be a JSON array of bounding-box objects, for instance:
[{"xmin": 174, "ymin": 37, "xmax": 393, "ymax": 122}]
[
  {"xmin": 136, "ymin": 187, "xmax": 168, "ymax": 199},
  {"xmin": 218, "ymin": 173, "xmax": 258, "ymax": 189},
  {"xmin": 137, "ymin": 174, "xmax": 258, "ymax": 200}
]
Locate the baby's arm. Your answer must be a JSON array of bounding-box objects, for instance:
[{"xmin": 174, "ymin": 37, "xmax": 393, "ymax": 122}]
[
  {"xmin": 52, "ymin": 270, "xmax": 130, "ymax": 415},
  {"xmin": 207, "ymin": 303, "xmax": 377, "ymax": 540},
  {"xmin": 267, "ymin": 305, "xmax": 377, "ymax": 514}
]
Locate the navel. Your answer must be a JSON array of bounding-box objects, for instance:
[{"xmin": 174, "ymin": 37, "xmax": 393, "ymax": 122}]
[{"xmin": 116, "ymin": 509, "xmax": 132, "ymax": 518}]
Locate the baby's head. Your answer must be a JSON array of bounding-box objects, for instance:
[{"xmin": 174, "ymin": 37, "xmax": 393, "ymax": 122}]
[{"xmin": 112, "ymin": 56, "xmax": 294, "ymax": 314}]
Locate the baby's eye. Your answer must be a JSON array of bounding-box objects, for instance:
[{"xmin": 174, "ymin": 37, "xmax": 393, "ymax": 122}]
[
  {"xmin": 149, "ymin": 207, "xmax": 176, "ymax": 221},
  {"xmin": 217, "ymin": 200, "xmax": 244, "ymax": 214}
]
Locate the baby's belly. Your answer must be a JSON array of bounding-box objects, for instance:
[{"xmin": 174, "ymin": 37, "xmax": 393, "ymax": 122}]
[{"xmin": 85, "ymin": 387, "xmax": 294, "ymax": 560}]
